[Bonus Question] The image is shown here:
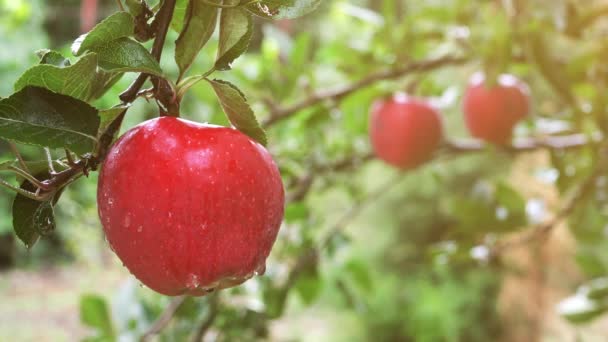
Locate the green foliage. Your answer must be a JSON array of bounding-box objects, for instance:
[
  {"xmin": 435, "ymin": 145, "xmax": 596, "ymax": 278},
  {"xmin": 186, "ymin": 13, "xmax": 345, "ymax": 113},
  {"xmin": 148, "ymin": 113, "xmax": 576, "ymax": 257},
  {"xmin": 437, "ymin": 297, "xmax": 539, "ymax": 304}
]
[
  {"xmin": 245, "ymin": 0, "xmax": 322, "ymax": 19},
  {"xmin": 208, "ymin": 79, "xmax": 267, "ymax": 145},
  {"xmin": 215, "ymin": 7, "xmax": 253, "ymax": 71},
  {"xmin": 72, "ymin": 12, "xmax": 135, "ymax": 56},
  {"xmin": 174, "ymin": 1, "xmax": 218, "ymax": 77},
  {"xmin": 0, "ymin": 87, "xmax": 100, "ymax": 154},
  {"xmin": 80, "ymin": 294, "xmax": 115, "ymax": 341}
]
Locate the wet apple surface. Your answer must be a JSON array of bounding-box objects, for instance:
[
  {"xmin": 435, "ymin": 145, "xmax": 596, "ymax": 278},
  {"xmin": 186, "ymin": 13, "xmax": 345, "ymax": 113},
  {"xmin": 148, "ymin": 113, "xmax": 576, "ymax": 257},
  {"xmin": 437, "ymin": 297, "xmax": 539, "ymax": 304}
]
[{"xmin": 98, "ymin": 117, "xmax": 285, "ymax": 296}]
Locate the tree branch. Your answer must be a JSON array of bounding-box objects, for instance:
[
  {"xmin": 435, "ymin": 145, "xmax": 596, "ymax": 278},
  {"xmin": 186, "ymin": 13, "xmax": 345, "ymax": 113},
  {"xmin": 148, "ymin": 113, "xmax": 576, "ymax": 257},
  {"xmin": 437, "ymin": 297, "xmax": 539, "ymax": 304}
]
[
  {"xmin": 120, "ymin": 0, "xmax": 176, "ymax": 104},
  {"xmin": 140, "ymin": 296, "xmax": 187, "ymax": 342},
  {"xmin": 284, "ymin": 133, "xmax": 598, "ymax": 205},
  {"xmin": 262, "ymin": 55, "xmax": 468, "ymax": 127},
  {"xmin": 491, "ymin": 161, "xmax": 605, "ymax": 254},
  {"xmin": 191, "ymin": 293, "xmax": 220, "ymax": 342},
  {"xmin": 13, "ymin": 0, "xmax": 178, "ymax": 201},
  {"xmin": 443, "ymin": 132, "xmax": 600, "ymax": 154}
]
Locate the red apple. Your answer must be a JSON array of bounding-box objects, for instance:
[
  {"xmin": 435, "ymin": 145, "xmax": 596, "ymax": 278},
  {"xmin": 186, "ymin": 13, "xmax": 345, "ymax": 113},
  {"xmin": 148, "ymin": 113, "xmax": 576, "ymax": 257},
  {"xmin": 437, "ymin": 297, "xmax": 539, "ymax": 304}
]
[
  {"xmin": 463, "ymin": 73, "xmax": 530, "ymax": 144},
  {"xmin": 369, "ymin": 95, "xmax": 443, "ymax": 169},
  {"xmin": 80, "ymin": 0, "xmax": 98, "ymax": 33},
  {"xmin": 97, "ymin": 117, "xmax": 285, "ymax": 296}
]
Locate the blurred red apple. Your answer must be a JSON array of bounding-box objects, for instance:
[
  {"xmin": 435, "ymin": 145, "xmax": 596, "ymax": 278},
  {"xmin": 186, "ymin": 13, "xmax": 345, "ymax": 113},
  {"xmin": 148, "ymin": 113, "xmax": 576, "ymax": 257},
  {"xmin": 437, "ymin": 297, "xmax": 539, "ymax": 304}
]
[
  {"xmin": 463, "ymin": 73, "xmax": 530, "ymax": 144},
  {"xmin": 369, "ymin": 95, "xmax": 443, "ymax": 169}
]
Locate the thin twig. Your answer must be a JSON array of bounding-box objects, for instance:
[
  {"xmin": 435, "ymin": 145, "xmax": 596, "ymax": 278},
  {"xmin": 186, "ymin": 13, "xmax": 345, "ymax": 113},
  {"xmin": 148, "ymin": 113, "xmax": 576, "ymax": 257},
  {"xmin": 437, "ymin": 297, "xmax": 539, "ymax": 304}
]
[
  {"xmin": 443, "ymin": 132, "xmax": 600, "ymax": 154},
  {"xmin": 262, "ymin": 55, "xmax": 468, "ymax": 127},
  {"xmin": 7, "ymin": 166, "xmax": 47, "ymax": 190},
  {"xmin": 285, "ymin": 132, "xmax": 595, "ymax": 204},
  {"xmin": 140, "ymin": 296, "xmax": 187, "ymax": 342},
  {"xmin": 120, "ymin": 0, "xmax": 176, "ymax": 104},
  {"xmin": 8, "ymin": 0, "xmax": 178, "ymax": 202},
  {"xmin": 8, "ymin": 142, "xmax": 28, "ymax": 172},
  {"xmin": 284, "ymin": 172, "xmax": 407, "ymax": 294},
  {"xmin": 44, "ymin": 148, "xmax": 56, "ymax": 174},
  {"xmin": 191, "ymin": 293, "xmax": 220, "ymax": 342},
  {"xmin": 491, "ymin": 162, "xmax": 604, "ymax": 254}
]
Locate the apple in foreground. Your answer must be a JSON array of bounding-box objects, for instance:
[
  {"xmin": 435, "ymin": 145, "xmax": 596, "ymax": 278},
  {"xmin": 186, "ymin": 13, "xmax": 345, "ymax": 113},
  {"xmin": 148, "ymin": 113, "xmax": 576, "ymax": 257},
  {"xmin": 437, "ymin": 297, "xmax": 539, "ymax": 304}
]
[
  {"xmin": 369, "ymin": 95, "xmax": 443, "ymax": 169},
  {"xmin": 463, "ymin": 73, "xmax": 530, "ymax": 144},
  {"xmin": 97, "ymin": 117, "xmax": 285, "ymax": 296}
]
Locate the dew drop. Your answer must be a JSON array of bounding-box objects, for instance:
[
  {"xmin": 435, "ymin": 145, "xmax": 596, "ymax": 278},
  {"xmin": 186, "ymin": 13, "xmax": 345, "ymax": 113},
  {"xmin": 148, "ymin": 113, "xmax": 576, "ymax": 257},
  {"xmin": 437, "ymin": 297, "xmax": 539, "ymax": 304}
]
[
  {"xmin": 186, "ymin": 274, "xmax": 200, "ymax": 290},
  {"xmin": 255, "ymin": 263, "xmax": 267, "ymax": 276},
  {"xmin": 123, "ymin": 214, "xmax": 131, "ymax": 228}
]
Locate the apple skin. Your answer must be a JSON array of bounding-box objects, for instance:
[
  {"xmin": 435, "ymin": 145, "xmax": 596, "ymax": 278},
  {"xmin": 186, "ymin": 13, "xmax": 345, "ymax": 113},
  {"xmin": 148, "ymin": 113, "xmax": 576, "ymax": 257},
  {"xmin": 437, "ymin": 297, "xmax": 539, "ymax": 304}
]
[
  {"xmin": 463, "ymin": 73, "xmax": 530, "ymax": 145},
  {"xmin": 369, "ymin": 95, "xmax": 443, "ymax": 169},
  {"xmin": 97, "ymin": 117, "xmax": 285, "ymax": 296}
]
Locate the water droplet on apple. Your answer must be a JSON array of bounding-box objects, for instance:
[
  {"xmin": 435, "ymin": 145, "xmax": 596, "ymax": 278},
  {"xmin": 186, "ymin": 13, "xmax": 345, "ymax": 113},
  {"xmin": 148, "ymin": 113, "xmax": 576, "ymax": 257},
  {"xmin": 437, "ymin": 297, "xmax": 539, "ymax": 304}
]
[
  {"xmin": 186, "ymin": 274, "xmax": 200, "ymax": 290},
  {"xmin": 255, "ymin": 263, "xmax": 267, "ymax": 276},
  {"xmin": 123, "ymin": 214, "xmax": 131, "ymax": 228},
  {"xmin": 137, "ymin": 226, "xmax": 143, "ymax": 233}
]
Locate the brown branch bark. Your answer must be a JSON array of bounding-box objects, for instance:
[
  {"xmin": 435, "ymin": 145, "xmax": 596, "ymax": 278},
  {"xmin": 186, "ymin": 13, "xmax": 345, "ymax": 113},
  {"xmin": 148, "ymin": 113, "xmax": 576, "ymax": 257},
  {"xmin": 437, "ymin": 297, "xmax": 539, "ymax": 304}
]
[
  {"xmin": 27, "ymin": 0, "xmax": 178, "ymax": 199},
  {"xmin": 285, "ymin": 133, "xmax": 597, "ymax": 205},
  {"xmin": 262, "ymin": 55, "xmax": 468, "ymax": 128}
]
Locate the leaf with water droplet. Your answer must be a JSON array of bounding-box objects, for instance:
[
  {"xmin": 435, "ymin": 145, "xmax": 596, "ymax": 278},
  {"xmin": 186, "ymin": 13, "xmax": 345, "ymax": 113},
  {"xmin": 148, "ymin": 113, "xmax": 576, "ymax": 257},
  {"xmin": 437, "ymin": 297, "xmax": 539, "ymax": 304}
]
[
  {"xmin": 12, "ymin": 172, "xmax": 61, "ymax": 248},
  {"xmin": 245, "ymin": 0, "xmax": 322, "ymax": 19}
]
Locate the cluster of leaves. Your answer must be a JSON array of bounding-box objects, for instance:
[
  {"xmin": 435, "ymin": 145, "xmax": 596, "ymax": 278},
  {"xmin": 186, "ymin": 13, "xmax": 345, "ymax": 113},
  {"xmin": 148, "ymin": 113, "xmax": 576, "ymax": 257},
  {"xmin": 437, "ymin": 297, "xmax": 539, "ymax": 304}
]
[{"xmin": 0, "ymin": 0, "xmax": 321, "ymax": 249}]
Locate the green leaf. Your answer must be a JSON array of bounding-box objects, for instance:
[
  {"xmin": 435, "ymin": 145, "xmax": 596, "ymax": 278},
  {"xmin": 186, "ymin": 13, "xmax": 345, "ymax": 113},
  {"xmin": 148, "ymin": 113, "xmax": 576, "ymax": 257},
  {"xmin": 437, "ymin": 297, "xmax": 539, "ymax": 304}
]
[
  {"xmin": 80, "ymin": 294, "xmax": 115, "ymax": 338},
  {"xmin": 171, "ymin": 0, "xmax": 190, "ymax": 32},
  {"xmin": 294, "ymin": 270, "xmax": 322, "ymax": 305},
  {"xmin": 215, "ymin": 8, "xmax": 253, "ymax": 71},
  {"xmin": 36, "ymin": 49, "xmax": 71, "ymax": 67},
  {"xmin": 89, "ymin": 71, "xmax": 124, "ymax": 101},
  {"xmin": 89, "ymin": 38, "xmax": 163, "ymax": 77},
  {"xmin": 246, "ymin": 0, "xmax": 322, "ymax": 19},
  {"xmin": 15, "ymin": 54, "xmax": 98, "ymax": 101},
  {"xmin": 175, "ymin": 1, "xmax": 218, "ymax": 78},
  {"xmin": 99, "ymin": 107, "xmax": 128, "ymax": 133},
  {"xmin": 125, "ymin": 0, "xmax": 147, "ymax": 17},
  {"xmin": 285, "ymin": 202, "xmax": 309, "ymax": 223},
  {"xmin": 12, "ymin": 175, "xmax": 57, "ymax": 248},
  {"xmin": 72, "ymin": 12, "xmax": 135, "ymax": 56},
  {"xmin": 345, "ymin": 260, "xmax": 373, "ymax": 293},
  {"xmin": 0, "ymin": 87, "xmax": 100, "ymax": 155},
  {"xmin": 207, "ymin": 79, "xmax": 267, "ymax": 146}
]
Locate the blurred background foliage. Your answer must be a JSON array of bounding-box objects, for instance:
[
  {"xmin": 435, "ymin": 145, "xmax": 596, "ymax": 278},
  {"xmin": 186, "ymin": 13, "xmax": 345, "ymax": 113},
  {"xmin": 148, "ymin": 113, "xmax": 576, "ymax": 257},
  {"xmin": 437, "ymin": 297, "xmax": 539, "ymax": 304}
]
[{"xmin": 2, "ymin": 0, "xmax": 608, "ymax": 341}]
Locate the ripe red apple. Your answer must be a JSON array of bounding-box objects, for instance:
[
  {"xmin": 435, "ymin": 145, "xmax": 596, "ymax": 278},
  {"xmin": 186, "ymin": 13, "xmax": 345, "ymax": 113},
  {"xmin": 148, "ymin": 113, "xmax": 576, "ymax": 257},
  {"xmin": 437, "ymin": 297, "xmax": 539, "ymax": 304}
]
[
  {"xmin": 463, "ymin": 73, "xmax": 530, "ymax": 144},
  {"xmin": 369, "ymin": 95, "xmax": 443, "ymax": 169},
  {"xmin": 97, "ymin": 117, "xmax": 285, "ymax": 296}
]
